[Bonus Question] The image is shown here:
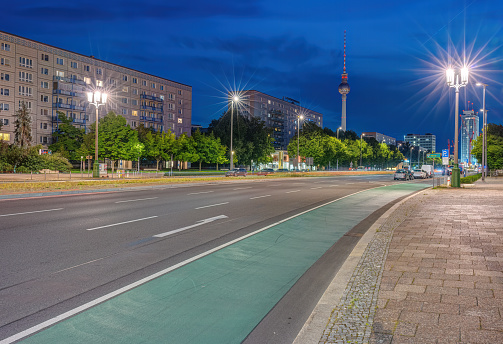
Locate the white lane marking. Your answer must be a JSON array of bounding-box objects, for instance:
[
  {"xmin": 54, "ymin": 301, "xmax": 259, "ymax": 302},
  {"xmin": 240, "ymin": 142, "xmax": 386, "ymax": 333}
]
[
  {"xmin": 86, "ymin": 216, "xmax": 158, "ymax": 231},
  {"xmin": 153, "ymin": 215, "xmax": 228, "ymax": 238},
  {"xmin": 187, "ymin": 191, "xmax": 214, "ymax": 195},
  {"xmin": 195, "ymin": 202, "xmax": 229, "ymax": 210},
  {"xmin": 310, "ymin": 187, "xmax": 323, "ymax": 190},
  {"xmin": 285, "ymin": 190, "xmax": 301, "ymax": 194},
  {"xmin": 250, "ymin": 195, "xmax": 271, "ymax": 200},
  {"xmin": 115, "ymin": 197, "xmax": 158, "ymax": 204},
  {"xmin": 233, "ymin": 187, "xmax": 252, "ymax": 190},
  {"xmin": 1, "ymin": 186, "xmax": 384, "ymax": 344},
  {"xmin": 329, "ymin": 185, "xmax": 339, "ymax": 187},
  {"xmin": 346, "ymin": 183, "xmax": 355, "ymax": 184},
  {"xmin": 0, "ymin": 208, "xmax": 63, "ymax": 217}
]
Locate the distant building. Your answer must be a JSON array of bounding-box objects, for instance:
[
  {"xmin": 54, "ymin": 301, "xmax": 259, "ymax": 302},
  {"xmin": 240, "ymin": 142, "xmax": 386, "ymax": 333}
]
[
  {"xmin": 228, "ymin": 90, "xmax": 323, "ymax": 150},
  {"xmin": 362, "ymin": 132, "xmax": 396, "ymax": 146},
  {"xmin": 460, "ymin": 110, "xmax": 479, "ymax": 165},
  {"xmin": 191, "ymin": 124, "xmax": 208, "ymax": 134},
  {"xmin": 404, "ymin": 133, "xmax": 436, "ymax": 152},
  {"xmin": 0, "ymin": 30, "xmax": 192, "ymax": 147}
]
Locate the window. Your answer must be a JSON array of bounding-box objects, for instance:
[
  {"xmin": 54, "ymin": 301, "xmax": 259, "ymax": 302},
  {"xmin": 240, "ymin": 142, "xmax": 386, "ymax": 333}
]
[
  {"xmin": 56, "ymin": 58, "xmax": 64, "ymax": 65},
  {"xmin": 84, "ymin": 65, "xmax": 90, "ymax": 72},
  {"xmin": 18, "ymin": 100, "xmax": 32, "ymax": 109},
  {"xmin": 0, "ymin": 88, "xmax": 9, "ymax": 96},
  {"xmin": 96, "ymin": 68, "xmax": 102, "ymax": 75},
  {"xmin": 19, "ymin": 72, "xmax": 33, "ymax": 82},
  {"xmin": 168, "ymin": 103, "xmax": 174, "ymax": 110},
  {"xmin": 0, "ymin": 103, "xmax": 9, "ymax": 110},
  {"xmin": 167, "ymin": 113, "xmax": 173, "ymax": 120},
  {"xmin": 122, "ymin": 98, "xmax": 128, "ymax": 104},
  {"xmin": 96, "ymin": 80, "xmax": 103, "ymax": 87},
  {"xmin": 19, "ymin": 57, "xmax": 33, "ymax": 68},
  {"xmin": 40, "ymin": 109, "xmax": 49, "ymax": 116},
  {"xmin": 122, "ymin": 109, "xmax": 128, "ymax": 115},
  {"xmin": 55, "ymin": 70, "xmax": 64, "ymax": 77},
  {"xmin": 1, "ymin": 58, "xmax": 10, "ymax": 66},
  {"xmin": 40, "ymin": 95, "xmax": 49, "ymax": 103},
  {"xmin": 132, "ymin": 110, "xmax": 138, "ymax": 116},
  {"xmin": 41, "ymin": 54, "xmax": 49, "ymax": 61},
  {"xmin": 109, "ymin": 78, "xmax": 116, "ymax": 86},
  {"xmin": 142, "ymin": 80, "xmax": 147, "ymax": 86},
  {"xmin": 18, "ymin": 86, "xmax": 33, "ymax": 96},
  {"xmin": 40, "ymin": 67, "xmax": 49, "ymax": 75},
  {"xmin": 178, "ymin": 90, "xmax": 182, "ymax": 95},
  {"xmin": 1, "ymin": 43, "xmax": 11, "ymax": 51},
  {"xmin": 178, "ymin": 99, "xmax": 182, "ymax": 105},
  {"xmin": 168, "ymin": 94, "xmax": 174, "ymax": 100},
  {"xmin": 160, "ymin": 95, "xmax": 164, "ymax": 100},
  {"xmin": 160, "ymin": 85, "xmax": 164, "ymax": 91},
  {"xmin": 132, "ymin": 88, "xmax": 138, "ymax": 95},
  {"xmin": 122, "ymin": 86, "xmax": 128, "ymax": 93},
  {"xmin": 40, "ymin": 136, "xmax": 48, "ymax": 144},
  {"xmin": 3, "ymin": 119, "xmax": 9, "ymax": 126},
  {"xmin": 123, "ymin": 75, "xmax": 128, "ymax": 81},
  {"xmin": 0, "ymin": 133, "xmax": 10, "ymax": 141},
  {"xmin": 178, "ymin": 118, "xmax": 183, "ymax": 124},
  {"xmin": 71, "ymin": 61, "xmax": 78, "ymax": 68},
  {"xmin": 131, "ymin": 121, "xmax": 136, "ymax": 127},
  {"xmin": 84, "ymin": 77, "xmax": 91, "ymax": 84},
  {"xmin": 178, "ymin": 109, "xmax": 182, "ymax": 114},
  {"xmin": 1, "ymin": 73, "xmax": 10, "ymax": 81},
  {"xmin": 132, "ymin": 77, "xmax": 137, "ymax": 84},
  {"xmin": 40, "ymin": 123, "xmax": 48, "ymax": 129},
  {"xmin": 151, "ymin": 83, "xmax": 155, "ymax": 89},
  {"xmin": 132, "ymin": 99, "xmax": 138, "ymax": 106}
]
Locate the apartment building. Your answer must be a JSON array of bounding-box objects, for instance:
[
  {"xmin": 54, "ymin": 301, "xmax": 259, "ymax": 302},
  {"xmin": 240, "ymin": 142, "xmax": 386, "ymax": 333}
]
[
  {"xmin": 362, "ymin": 132, "xmax": 396, "ymax": 146},
  {"xmin": 0, "ymin": 31, "xmax": 192, "ymax": 147},
  {"xmin": 230, "ymin": 90, "xmax": 323, "ymax": 150},
  {"xmin": 404, "ymin": 133, "xmax": 436, "ymax": 152}
]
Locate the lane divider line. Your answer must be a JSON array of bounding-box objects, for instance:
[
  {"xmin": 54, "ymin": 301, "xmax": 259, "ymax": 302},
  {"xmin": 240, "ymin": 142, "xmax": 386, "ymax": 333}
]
[
  {"xmin": 233, "ymin": 187, "xmax": 252, "ymax": 190},
  {"xmin": 187, "ymin": 191, "xmax": 214, "ymax": 195},
  {"xmin": 310, "ymin": 187, "xmax": 323, "ymax": 190},
  {"xmin": 0, "ymin": 186, "xmax": 383, "ymax": 344},
  {"xmin": 250, "ymin": 195, "xmax": 271, "ymax": 200},
  {"xmin": 285, "ymin": 190, "xmax": 301, "ymax": 194},
  {"xmin": 195, "ymin": 202, "xmax": 229, "ymax": 210},
  {"xmin": 115, "ymin": 197, "xmax": 158, "ymax": 204},
  {"xmin": 153, "ymin": 215, "xmax": 228, "ymax": 238},
  {"xmin": 0, "ymin": 208, "xmax": 63, "ymax": 217},
  {"xmin": 86, "ymin": 216, "xmax": 158, "ymax": 231}
]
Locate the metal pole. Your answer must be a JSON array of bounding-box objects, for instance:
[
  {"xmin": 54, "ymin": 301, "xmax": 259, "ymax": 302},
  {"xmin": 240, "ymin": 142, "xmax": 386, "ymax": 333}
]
[
  {"xmin": 360, "ymin": 135, "xmax": 363, "ymax": 166},
  {"xmin": 230, "ymin": 101, "xmax": 234, "ymax": 170},
  {"xmin": 452, "ymin": 86, "xmax": 461, "ymax": 187},
  {"xmin": 93, "ymin": 106, "xmax": 99, "ymax": 178},
  {"xmin": 481, "ymin": 85, "xmax": 486, "ymax": 180},
  {"xmin": 297, "ymin": 117, "xmax": 300, "ymax": 169}
]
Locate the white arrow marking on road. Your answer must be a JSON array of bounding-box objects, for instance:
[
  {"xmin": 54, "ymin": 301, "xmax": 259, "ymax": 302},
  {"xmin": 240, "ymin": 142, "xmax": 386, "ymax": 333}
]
[
  {"xmin": 0, "ymin": 208, "xmax": 63, "ymax": 217},
  {"xmin": 153, "ymin": 215, "xmax": 228, "ymax": 238}
]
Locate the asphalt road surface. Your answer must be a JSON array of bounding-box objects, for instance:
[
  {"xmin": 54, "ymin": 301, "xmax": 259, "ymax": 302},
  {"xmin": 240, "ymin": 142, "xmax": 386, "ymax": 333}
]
[{"xmin": 0, "ymin": 174, "xmax": 430, "ymax": 343}]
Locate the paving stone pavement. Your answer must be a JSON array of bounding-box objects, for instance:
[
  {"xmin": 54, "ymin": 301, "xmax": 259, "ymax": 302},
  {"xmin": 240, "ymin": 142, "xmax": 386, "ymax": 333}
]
[{"xmin": 318, "ymin": 177, "xmax": 503, "ymax": 344}]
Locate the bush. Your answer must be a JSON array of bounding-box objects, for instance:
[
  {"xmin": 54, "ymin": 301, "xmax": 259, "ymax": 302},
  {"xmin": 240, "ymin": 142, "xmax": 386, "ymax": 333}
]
[
  {"xmin": 16, "ymin": 166, "xmax": 30, "ymax": 173},
  {"xmin": 0, "ymin": 161, "xmax": 13, "ymax": 172},
  {"xmin": 42, "ymin": 153, "xmax": 72, "ymax": 172},
  {"xmin": 460, "ymin": 173, "xmax": 482, "ymax": 184}
]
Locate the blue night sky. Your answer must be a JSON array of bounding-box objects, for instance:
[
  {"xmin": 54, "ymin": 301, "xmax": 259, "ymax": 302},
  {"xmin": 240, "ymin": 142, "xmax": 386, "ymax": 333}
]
[{"xmin": 3, "ymin": 0, "xmax": 502, "ymax": 151}]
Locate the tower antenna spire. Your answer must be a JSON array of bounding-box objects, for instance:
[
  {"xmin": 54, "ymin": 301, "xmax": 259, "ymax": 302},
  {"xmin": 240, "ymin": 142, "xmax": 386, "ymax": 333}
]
[{"xmin": 343, "ymin": 30, "xmax": 347, "ymax": 73}]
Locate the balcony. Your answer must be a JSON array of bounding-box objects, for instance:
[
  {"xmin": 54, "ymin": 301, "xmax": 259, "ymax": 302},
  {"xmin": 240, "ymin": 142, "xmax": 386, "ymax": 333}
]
[
  {"xmin": 140, "ymin": 94, "xmax": 163, "ymax": 102},
  {"xmin": 140, "ymin": 116, "xmax": 163, "ymax": 123},
  {"xmin": 53, "ymin": 75, "xmax": 87, "ymax": 86},
  {"xmin": 141, "ymin": 105, "xmax": 163, "ymax": 113},
  {"xmin": 52, "ymin": 115, "xmax": 88, "ymax": 124},
  {"xmin": 52, "ymin": 103, "xmax": 87, "ymax": 111}
]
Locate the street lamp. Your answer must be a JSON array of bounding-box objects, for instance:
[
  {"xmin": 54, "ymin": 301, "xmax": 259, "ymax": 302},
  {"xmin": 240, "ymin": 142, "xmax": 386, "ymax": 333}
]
[
  {"xmin": 230, "ymin": 95, "xmax": 239, "ymax": 170},
  {"xmin": 476, "ymin": 82, "xmax": 488, "ymax": 181},
  {"xmin": 297, "ymin": 115, "xmax": 304, "ymax": 170},
  {"xmin": 446, "ymin": 66, "xmax": 469, "ymax": 187},
  {"xmin": 87, "ymin": 90, "xmax": 108, "ymax": 178},
  {"xmin": 336, "ymin": 126, "xmax": 342, "ymax": 139},
  {"xmin": 409, "ymin": 146, "xmax": 415, "ymax": 169},
  {"xmin": 417, "ymin": 148, "xmax": 422, "ymax": 167},
  {"xmin": 359, "ymin": 133, "xmax": 365, "ymax": 167}
]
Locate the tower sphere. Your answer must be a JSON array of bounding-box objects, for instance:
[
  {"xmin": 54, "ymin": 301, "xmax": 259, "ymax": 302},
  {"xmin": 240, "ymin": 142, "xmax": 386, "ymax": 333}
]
[{"xmin": 338, "ymin": 82, "xmax": 350, "ymax": 94}]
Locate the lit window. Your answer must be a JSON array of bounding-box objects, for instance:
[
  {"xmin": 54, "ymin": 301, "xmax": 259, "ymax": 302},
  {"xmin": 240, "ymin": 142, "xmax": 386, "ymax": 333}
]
[
  {"xmin": 132, "ymin": 110, "xmax": 138, "ymax": 116},
  {"xmin": 0, "ymin": 133, "xmax": 10, "ymax": 141},
  {"xmin": 96, "ymin": 80, "xmax": 103, "ymax": 87},
  {"xmin": 178, "ymin": 118, "xmax": 183, "ymax": 123}
]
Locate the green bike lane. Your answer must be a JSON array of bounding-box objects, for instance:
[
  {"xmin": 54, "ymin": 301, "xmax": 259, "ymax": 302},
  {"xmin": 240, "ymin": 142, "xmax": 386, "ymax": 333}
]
[{"xmin": 17, "ymin": 183, "xmax": 427, "ymax": 344}]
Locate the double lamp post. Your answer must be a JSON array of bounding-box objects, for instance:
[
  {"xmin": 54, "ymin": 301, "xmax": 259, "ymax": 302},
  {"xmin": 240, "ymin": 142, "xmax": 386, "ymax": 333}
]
[{"xmin": 87, "ymin": 90, "xmax": 108, "ymax": 178}]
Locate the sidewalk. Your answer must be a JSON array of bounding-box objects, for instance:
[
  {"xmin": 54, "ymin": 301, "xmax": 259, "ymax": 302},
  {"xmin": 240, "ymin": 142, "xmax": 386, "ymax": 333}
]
[{"xmin": 296, "ymin": 177, "xmax": 503, "ymax": 344}]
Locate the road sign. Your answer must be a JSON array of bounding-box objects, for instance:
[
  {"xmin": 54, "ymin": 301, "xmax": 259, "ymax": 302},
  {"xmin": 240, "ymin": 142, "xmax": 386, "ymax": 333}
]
[
  {"xmin": 427, "ymin": 153, "xmax": 441, "ymax": 158},
  {"xmin": 442, "ymin": 157, "xmax": 449, "ymax": 165},
  {"xmin": 442, "ymin": 149, "xmax": 449, "ymax": 158}
]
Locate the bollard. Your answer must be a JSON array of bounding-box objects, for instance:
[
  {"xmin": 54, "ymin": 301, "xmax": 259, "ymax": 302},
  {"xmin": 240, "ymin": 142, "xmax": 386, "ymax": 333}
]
[
  {"xmin": 45, "ymin": 171, "xmax": 47, "ymax": 180},
  {"xmin": 31, "ymin": 171, "xmax": 33, "ymax": 180}
]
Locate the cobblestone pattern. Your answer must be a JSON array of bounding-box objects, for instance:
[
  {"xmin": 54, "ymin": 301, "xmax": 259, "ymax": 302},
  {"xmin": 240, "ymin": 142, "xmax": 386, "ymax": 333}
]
[{"xmin": 319, "ymin": 193, "xmax": 424, "ymax": 344}]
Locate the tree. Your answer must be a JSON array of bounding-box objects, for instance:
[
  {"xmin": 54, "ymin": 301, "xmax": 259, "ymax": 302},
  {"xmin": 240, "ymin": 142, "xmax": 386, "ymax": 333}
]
[
  {"xmin": 472, "ymin": 123, "xmax": 503, "ymax": 169},
  {"xmin": 49, "ymin": 111, "xmax": 85, "ymax": 160},
  {"xmin": 174, "ymin": 133, "xmax": 198, "ymax": 170},
  {"xmin": 14, "ymin": 101, "xmax": 32, "ymax": 148}
]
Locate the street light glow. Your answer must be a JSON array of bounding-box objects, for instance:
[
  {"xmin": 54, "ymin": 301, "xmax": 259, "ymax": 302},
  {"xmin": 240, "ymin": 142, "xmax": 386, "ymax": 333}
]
[
  {"xmin": 446, "ymin": 68, "xmax": 454, "ymax": 86},
  {"xmin": 232, "ymin": 95, "xmax": 239, "ymax": 102}
]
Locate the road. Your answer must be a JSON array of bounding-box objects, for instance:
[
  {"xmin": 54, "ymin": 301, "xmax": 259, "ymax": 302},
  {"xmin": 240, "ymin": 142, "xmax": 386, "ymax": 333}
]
[{"xmin": 0, "ymin": 174, "xmax": 430, "ymax": 343}]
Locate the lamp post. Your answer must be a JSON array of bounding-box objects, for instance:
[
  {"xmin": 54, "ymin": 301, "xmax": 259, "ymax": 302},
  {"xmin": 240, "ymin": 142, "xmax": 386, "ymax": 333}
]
[
  {"xmin": 476, "ymin": 83, "xmax": 488, "ymax": 181},
  {"xmin": 359, "ymin": 133, "xmax": 365, "ymax": 167},
  {"xmin": 446, "ymin": 67, "xmax": 469, "ymax": 187},
  {"xmin": 87, "ymin": 90, "xmax": 108, "ymax": 178},
  {"xmin": 409, "ymin": 146, "xmax": 414, "ymax": 169},
  {"xmin": 230, "ymin": 95, "xmax": 239, "ymax": 170},
  {"xmin": 417, "ymin": 148, "xmax": 422, "ymax": 167},
  {"xmin": 297, "ymin": 115, "xmax": 304, "ymax": 170},
  {"xmin": 336, "ymin": 127, "xmax": 342, "ymax": 170}
]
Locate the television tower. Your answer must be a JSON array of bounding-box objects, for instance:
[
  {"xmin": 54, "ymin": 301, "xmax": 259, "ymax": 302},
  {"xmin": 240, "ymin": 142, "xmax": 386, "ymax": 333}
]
[{"xmin": 338, "ymin": 30, "xmax": 350, "ymax": 132}]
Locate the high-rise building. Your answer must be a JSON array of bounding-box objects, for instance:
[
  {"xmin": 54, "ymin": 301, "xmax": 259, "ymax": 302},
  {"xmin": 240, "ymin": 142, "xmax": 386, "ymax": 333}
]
[
  {"xmin": 338, "ymin": 30, "xmax": 350, "ymax": 132},
  {"xmin": 229, "ymin": 90, "xmax": 323, "ymax": 150},
  {"xmin": 404, "ymin": 133, "xmax": 436, "ymax": 152},
  {"xmin": 0, "ymin": 31, "xmax": 192, "ymax": 147},
  {"xmin": 362, "ymin": 132, "xmax": 396, "ymax": 146},
  {"xmin": 460, "ymin": 110, "xmax": 479, "ymax": 166}
]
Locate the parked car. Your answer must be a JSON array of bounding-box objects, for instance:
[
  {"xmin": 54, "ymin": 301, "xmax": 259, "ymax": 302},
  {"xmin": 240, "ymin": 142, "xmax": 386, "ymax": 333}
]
[
  {"xmin": 225, "ymin": 168, "xmax": 247, "ymax": 177},
  {"xmin": 421, "ymin": 165, "xmax": 434, "ymax": 178},
  {"xmin": 257, "ymin": 168, "xmax": 274, "ymax": 176},
  {"xmin": 413, "ymin": 169, "xmax": 427, "ymax": 179},
  {"xmin": 394, "ymin": 169, "xmax": 409, "ymax": 180},
  {"xmin": 406, "ymin": 169, "xmax": 415, "ymax": 180},
  {"xmin": 276, "ymin": 168, "xmax": 289, "ymax": 173}
]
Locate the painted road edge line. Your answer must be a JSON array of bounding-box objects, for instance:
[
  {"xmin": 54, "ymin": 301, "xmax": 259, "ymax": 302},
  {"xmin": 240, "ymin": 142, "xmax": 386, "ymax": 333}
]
[
  {"xmin": 115, "ymin": 197, "xmax": 158, "ymax": 203},
  {"xmin": 0, "ymin": 186, "xmax": 382, "ymax": 344},
  {"xmin": 86, "ymin": 216, "xmax": 158, "ymax": 231},
  {"xmin": 153, "ymin": 215, "xmax": 228, "ymax": 238},
  {"xmin": 0, "ymin": 208, "xmax": 63, "ymax": 217}
]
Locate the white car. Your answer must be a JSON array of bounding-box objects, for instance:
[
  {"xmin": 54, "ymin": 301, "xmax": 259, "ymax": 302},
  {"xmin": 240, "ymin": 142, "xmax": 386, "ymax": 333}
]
[{"xmin": 412, "ymin": 169, "xmax": 427, "ymax": 179}]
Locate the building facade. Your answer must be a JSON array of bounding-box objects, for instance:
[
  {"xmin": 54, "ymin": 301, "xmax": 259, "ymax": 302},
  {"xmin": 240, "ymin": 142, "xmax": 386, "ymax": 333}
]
[
  {"xmin": 230, "ymin": 90, "xmax": 323, "ymax": 150},
  {"xmin": 362, "ymin": 132, "xmax": 396, "ymax": 146},
  {"xmin": 404, "ymin": 133, "xmax": 436, "ymax": 152},
  {"xmin": 0, "ymin": 31, "xmax": 192, "ymax": 147},
  {"xmin": 460, "ymin": 110, "xmax": 479, "ymax": 166}
]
